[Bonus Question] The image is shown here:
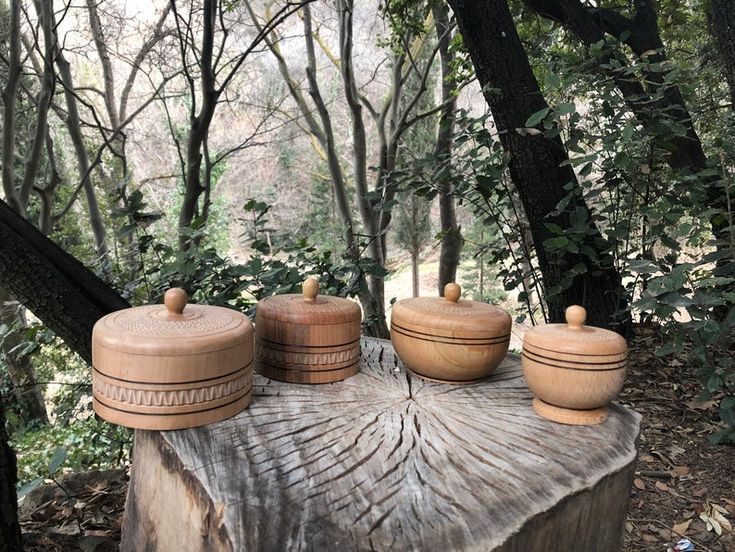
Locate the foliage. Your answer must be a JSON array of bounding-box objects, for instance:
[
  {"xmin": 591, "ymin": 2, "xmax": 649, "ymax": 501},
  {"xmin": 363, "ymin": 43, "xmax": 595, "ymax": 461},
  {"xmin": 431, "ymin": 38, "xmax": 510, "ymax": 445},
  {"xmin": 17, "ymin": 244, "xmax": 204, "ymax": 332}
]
[{"xmin": 12, "ymin": 417, "xmax": 131, "ymax": 490}]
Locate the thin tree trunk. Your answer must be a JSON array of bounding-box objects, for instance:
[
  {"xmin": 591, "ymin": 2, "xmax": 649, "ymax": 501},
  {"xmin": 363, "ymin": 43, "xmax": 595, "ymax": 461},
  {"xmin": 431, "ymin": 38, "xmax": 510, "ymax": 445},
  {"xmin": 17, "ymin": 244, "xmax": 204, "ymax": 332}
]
[
  {"xmin": 448, "ymin": 0, "xmax": 629, "ymax": 331},
  {"xmin": 55, "ymin": 53, "xmax": 110, "ymax": 272},
  {"xmin": 176, "ymin": 0, "xmax": 220, "ymax": 247},
  {"xmin": 411, "ymin": 251, "xmax": 420, "ymax": 297},
  {"xmin": 0, "ymin": 396, "xmax": 22, "ymax": 552},
  {"xmin": 710, "ymin": 0, "xmax": 735, "ymax": 107},
  {"xmin": 433, "ymin": 2, "xmax": 462, "ymax": 294},
  {"xmin": 1, "ymin": 0, "xmax": 22, "ymax": 215},
  {"xmin": 0, "ymin": 288, "xmax": 48, "ymax": 424}
]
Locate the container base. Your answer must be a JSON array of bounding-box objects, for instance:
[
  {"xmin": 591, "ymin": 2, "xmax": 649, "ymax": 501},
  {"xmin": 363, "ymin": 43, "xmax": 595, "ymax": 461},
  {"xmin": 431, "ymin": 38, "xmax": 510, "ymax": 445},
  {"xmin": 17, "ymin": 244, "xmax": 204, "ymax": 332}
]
[
  {"xmin": 532, "ymin": 398, "xmax": 608, "ymax": 426},
  {"xmin": 408, "ymin": 369, "xmax": 486, "ymax": 385}
]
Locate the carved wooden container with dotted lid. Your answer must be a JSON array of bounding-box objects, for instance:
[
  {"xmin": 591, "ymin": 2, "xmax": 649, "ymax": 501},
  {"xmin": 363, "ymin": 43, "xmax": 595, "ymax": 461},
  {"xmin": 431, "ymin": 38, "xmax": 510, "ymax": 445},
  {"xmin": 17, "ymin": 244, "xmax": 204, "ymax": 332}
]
[
  {"xmin": 390, "ymin": 283, "xmax": 512, "ymax": 383},
  {"xmin": 255, "ymin": 277, "xmax": 361, "ymax": 384},
  {"xmin": 522, "ymin": 305, "xmax": 628, "ymax": 426},
  {"xmin": 92, "ymin": 288, "xmax": 254, "ymax": 430}
]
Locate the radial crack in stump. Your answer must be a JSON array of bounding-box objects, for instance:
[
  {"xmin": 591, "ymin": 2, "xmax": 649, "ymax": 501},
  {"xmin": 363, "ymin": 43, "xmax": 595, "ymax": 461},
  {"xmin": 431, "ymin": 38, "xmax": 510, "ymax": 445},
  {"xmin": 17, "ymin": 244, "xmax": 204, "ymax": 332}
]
[{"xmin": 122, "ymin": 337, "xmax": 641, "ymax": 551}]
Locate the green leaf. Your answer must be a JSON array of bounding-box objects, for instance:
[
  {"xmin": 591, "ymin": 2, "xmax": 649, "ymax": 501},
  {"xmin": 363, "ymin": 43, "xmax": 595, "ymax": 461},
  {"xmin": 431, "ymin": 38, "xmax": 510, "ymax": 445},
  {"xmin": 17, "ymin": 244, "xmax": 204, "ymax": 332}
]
[
  {"xmin": 525, "ymin": 107, "xmax": 551, "ymax": 127},
  {"xmin": 49, "ymin": 446, "xmax": 67, "ymax": 475},
  {"xmin": 17, "ymin": 477, "xmax": 44, "ymax": 499},
  {"xmin": 556, "ymin": 102, "xmax": 576, "ymax": 116}
]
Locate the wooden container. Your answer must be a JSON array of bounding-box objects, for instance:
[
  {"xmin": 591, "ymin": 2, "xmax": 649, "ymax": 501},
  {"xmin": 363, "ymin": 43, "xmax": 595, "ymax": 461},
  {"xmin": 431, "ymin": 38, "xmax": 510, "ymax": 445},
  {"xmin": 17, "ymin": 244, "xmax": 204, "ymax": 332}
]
[
  {"xmin": 92, "ymin": 288, "xmax": 254, "ymax": 430},
  {"xmin": 522, "ymin": 305, "xmax": 627, "ymax": 425},
  {"xmin": 255, "ymin": 278, "xmax": 361, "ymax": 384},
  {"xmin": 390, "ymin": 283, "xmax": 512, "ymax": 383}
]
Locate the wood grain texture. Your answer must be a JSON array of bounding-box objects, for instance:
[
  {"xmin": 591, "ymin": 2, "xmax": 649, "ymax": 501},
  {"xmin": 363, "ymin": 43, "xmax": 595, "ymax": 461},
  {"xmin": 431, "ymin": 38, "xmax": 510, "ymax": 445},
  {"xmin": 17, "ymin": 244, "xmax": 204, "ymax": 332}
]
[
  {"xmin": 254, "ymin": 280, "xmax": 361, "ymax": 384},
  {"xmin": 390, "ymin": 284, "xmax": 511, "ymax": 382},
  {"xmin": 522, "ymin": 306, "xmax": 628, "ymax": 425},
  {"xmin": 122, "ymin": 337, "xmax": 640, "ymax": 551},
  {"xmin": 92, "ymin": 289, "xmax": 254, "ymax": 429}
]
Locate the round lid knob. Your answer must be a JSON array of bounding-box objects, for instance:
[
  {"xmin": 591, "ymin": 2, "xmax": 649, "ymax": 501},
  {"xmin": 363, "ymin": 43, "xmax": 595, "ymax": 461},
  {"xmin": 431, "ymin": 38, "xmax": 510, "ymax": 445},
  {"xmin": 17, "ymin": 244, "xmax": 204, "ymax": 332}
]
[
  {"xmin": 444, "ymin": 283, "xmax": 461, "ymax": 303},
  {"xmin": 303, "ymin": 277, "xmax": 319, "ymax": 303},
  {"xmin": 565, "ymin": 305, "xmax": 586, "ymax": 330},
  {"xmin": 164, "ymin": 288, "xmax": 188, "ymax": 317}
]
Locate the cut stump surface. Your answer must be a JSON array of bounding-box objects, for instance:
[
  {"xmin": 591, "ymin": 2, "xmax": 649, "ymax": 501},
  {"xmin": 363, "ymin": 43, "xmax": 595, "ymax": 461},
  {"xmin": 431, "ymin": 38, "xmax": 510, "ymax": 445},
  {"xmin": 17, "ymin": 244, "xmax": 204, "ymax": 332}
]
[{"xmin": 122, "ymin": 337, "xmax": 641, "ymax": 551}]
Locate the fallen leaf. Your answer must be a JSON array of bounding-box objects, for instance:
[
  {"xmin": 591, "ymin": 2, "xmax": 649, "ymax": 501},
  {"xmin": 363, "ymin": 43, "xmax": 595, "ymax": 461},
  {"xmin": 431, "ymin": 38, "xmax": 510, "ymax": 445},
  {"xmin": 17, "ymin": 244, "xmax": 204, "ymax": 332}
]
[
  {"xmin": 672, "ymin": 519, "xmax": 692, "ymax": 536},
  {"xmin": 671, "ymin": 466, "xmax": 690, "ymax": 477},
  {"xmin": 655, "ymin": 481, "xmax": 670, "ymax": 492},
  {"xmin": 692, "ymin": 487, "xmax": 708, "ymax": 498},
  {"xmin": 634, "ymin": 478, "xmax": 646, "ymax": 490},
  {"xmin": 639, "ymin": 454, "xmax": 656, "ymax": 463},
  {"xmin": 625, "ymin": 522, "xmax": 634, "ymax": 533}
]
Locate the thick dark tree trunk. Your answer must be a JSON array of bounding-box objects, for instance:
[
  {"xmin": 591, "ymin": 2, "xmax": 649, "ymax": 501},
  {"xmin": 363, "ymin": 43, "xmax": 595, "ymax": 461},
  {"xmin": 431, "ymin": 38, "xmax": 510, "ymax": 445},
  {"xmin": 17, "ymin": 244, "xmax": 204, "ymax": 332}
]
[
  {"xmin": 710, "ymin": 0, "xmax": 735, "ymax": 108},
  {"xmin": 0, "ymin": 199, "xmax": 129, "ymax": 365},
  {"xmin": 0, "ymin": 396, "xmax": 22, "ymax": 552},
  {"xmin": 447, "ymin": 0, "xmax": 628, "ymax": 330},
  {"xmin": 522, "ymin": 0, "xmax": 728, "ymax": 244},
  {"xmin": 433, "ymin": 2, "xmax": 462, "ymax": 295}
]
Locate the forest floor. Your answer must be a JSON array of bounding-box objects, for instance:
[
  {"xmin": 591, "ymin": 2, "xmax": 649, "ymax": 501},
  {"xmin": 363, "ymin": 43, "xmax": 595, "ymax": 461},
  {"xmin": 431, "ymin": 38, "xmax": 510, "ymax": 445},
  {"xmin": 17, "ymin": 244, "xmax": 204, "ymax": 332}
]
[{"xmin": 15, "ymin": 324, "xmax": 734, "ymax": 551}]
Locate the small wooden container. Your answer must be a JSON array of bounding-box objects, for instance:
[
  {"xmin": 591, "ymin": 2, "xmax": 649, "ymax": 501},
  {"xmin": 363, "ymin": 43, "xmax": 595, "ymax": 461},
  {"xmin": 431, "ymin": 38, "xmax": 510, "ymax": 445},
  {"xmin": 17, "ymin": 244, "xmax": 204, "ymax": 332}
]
[
  {"xmin": 390, "ymin": 283, "xmax": 512, "ymax": 383},
  {"xmin": 92, "ymin": 288, "xmax": 254, "ymax": 430},
  {"xmin": 255, "ymin": 278, "xmax": 361, "ymax": 384},
  {"xmin": 522, "ymin": 305, "xmax": 628, "ymax": 425}
]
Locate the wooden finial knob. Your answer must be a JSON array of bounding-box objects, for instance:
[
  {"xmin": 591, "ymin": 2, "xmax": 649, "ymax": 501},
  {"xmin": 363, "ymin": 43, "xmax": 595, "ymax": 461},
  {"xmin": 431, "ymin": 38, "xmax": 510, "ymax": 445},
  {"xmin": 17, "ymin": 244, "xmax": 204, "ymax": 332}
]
[
  {"xmin": 565, "ymin": 305, "xmax": 586, "ymax": 330},
  {"xmin": 444, "ymin": 283, "xmax": 461, "ymax": 303},
  {"xmin": 164, "ymin": 288, "xmax": 188, "ymax": 316},
  {"xmin": 303, "ymin": 277, "xmax": 319, "ymax": 302}
]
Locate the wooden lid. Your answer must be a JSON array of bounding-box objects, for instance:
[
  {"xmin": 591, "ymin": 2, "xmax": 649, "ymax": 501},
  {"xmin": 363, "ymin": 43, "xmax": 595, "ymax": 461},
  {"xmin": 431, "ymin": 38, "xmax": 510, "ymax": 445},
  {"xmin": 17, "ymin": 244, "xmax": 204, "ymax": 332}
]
[
  {"xmin": 523, "ymin": 306, "xmax": 627, "ymax": 367},
  {"xmin": 256, "ymin": 277, "xmax": 361, "ymax": 325},
  {"xmin": 93, "ymin": 288, "xmax": 253, "ymax": 364},
  {"xmin": 391, "ymin": 283, "xmax": 511, "ymax": 338}
]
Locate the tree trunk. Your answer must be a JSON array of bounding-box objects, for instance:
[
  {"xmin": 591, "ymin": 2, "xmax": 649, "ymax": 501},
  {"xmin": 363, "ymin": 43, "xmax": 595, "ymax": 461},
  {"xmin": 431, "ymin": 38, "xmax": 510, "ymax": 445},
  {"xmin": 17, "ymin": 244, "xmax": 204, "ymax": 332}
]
[
  {"xmin": 411, "ymin": 251, "xmax": 420, "ymax": 297},
  {"xmin": 122, "ymin": 338, "xmax": 640, "ymax": 551},
  {"xmin": 0, "ymin": 396, "xmax": 22, "ymax": 552},
  {"xmin": 447, "ymin": 0, "xmax": 628, "ymax": 331},
  {"xmin": 0, "ymin": 288, "xmax": 48, "ymax": 424},
  {"xmin": 0, "ymin": 199, "xmax": 129, "ymax": 365},
  {"xmin": 710, "ymin": 0, "xmax": 735, "ymax": 107},
  {"xmin": 433, "ymin": 2, "xmax": 462, "ymax": 295},
  {"xmin": 522, "ymin": 0, "xmax": 728, "ymax": 245},
  {"xmin": 55, "ymin": 53, "xmax": 111, "ymax": 272},
  {"xmin": 1, "ymin": 0, "xmax": 22, "ymax": 215}
]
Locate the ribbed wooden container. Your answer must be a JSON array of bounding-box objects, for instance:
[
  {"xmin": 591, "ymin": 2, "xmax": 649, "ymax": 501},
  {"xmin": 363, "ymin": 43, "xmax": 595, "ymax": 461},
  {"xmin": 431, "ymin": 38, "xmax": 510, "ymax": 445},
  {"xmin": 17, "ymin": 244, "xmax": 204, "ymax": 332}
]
[
  {"xmin": 92, "ymin": 288, "xmax": 254, "ymax": 430},
  {"xmin": 522, "ymin": 305, "xmax": 628, "ymax": 425},
  {"xmin": 390, "ymin": 283, "xmax": 512, "ymax": 383},
  {"xmin": 255, "ymin": 278, "xmax": 361, "ymax": 384}
]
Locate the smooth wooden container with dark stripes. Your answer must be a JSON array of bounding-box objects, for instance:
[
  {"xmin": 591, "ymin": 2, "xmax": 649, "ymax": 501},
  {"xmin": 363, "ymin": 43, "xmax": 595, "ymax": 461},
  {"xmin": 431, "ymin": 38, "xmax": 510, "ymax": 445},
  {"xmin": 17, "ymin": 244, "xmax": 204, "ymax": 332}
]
[
  {"xmin": 255, "ymin": 278, "xmax": 361, "ymax": 384},
  {"xmin": 390, "ymin": 283, "xmax": 512, "ymax": 383},
  {"xmin": 522, "ymin": 305, "xmax": 628, "ymax": 426},
  {"xmin": 92, "ymin": 288, "xmax": 253, "ymax": 430}
]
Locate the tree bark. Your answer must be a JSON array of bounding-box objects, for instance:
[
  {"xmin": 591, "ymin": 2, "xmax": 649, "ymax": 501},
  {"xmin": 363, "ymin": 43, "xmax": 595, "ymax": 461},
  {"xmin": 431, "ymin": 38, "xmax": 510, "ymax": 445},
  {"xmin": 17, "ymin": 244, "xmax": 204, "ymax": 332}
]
[
  {"xmin": 0, "ymin": 199, "xmax": 129, "ymax": 365},
  {"xmin": 0, "ymin": 288, "xmax": 48, "ymax": 424},
  {"xmin": 433, "ymin": 2, "xmax": 462, "ymax": 295},
  {"xmin": 55, "ymin": 52, "xmax": 111, "ymax": 272},
  {"xmin": 448, "ymin": 0, "xmax": 628, "ymax": 330},
  {"xmin": 522, "ymin": 0, "xmax": 728, "ymax": 244},
  {"xmin": 175, "ymin": 0, "xmax": 220, "ymax": 245},
  {"xmin": 0, "ymin": 396, "xmax": 22, "ymax": 552},
  {"xmin": 1, "ymin": 0, "xmax": 23, "ymax": 215},
  {"xmin": 710, "ymin": 0, "xmax": 735, "ymax": 107},
  {"xmin": 122, "ymin": 338, "xmax": 640, "ymax": 551}
]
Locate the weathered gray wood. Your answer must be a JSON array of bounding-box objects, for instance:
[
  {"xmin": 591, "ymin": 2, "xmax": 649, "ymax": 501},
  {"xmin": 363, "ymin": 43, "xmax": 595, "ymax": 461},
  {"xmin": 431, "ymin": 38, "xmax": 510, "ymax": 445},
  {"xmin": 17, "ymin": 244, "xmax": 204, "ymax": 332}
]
[{"xmin": 122, "ymin": 337, "xmax": 640, "ymax": 551}]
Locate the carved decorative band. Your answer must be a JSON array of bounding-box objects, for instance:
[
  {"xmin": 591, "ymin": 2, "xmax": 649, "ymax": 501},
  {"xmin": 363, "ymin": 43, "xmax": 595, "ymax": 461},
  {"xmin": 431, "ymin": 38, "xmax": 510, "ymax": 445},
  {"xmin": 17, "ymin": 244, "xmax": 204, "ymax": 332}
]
[
  {"xmin": 93, "ymin": 371, "xmax": 251, "ymax": 407},
  {"xmin": 255, "ymin": 339, "xmax": 360, "ymax": 365}
]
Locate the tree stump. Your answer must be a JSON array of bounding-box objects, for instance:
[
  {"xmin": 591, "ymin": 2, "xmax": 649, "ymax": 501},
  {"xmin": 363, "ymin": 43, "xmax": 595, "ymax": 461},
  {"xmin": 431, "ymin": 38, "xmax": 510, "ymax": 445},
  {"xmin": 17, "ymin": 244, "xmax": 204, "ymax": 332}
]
[{"xmin": 122, "ymin": 337, "xmax": 640, "ymax": 551}]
